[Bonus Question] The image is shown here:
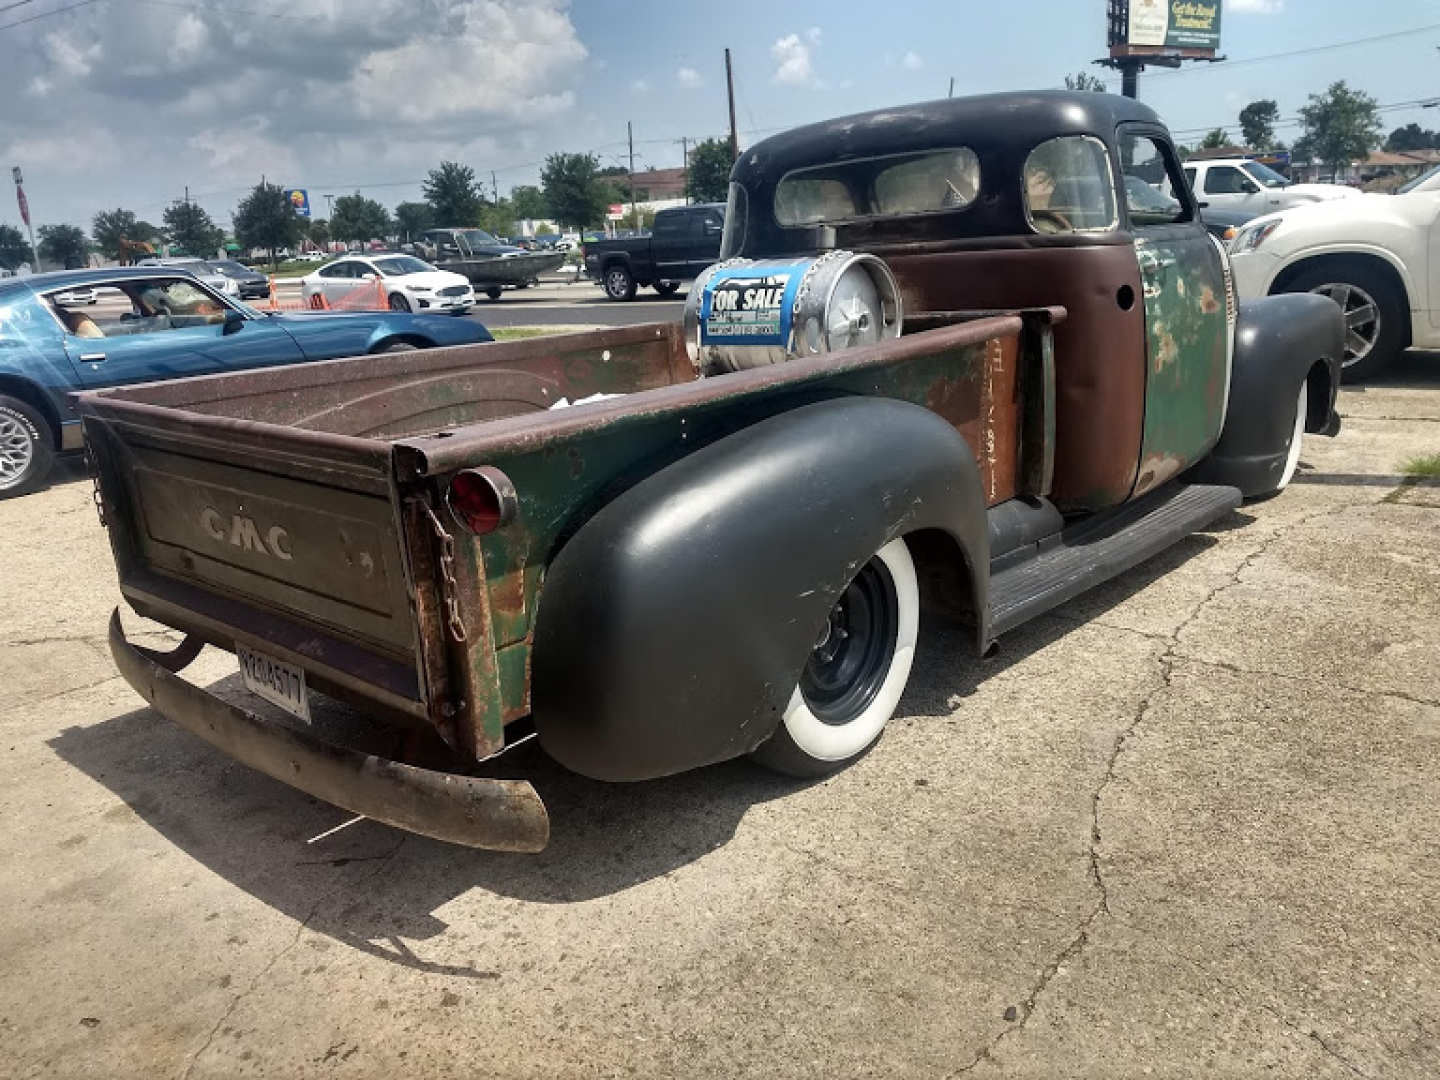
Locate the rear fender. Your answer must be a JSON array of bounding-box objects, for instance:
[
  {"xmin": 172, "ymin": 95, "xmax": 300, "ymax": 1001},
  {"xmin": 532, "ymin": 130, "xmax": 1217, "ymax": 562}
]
[
  {"xmin": 1191, "ymin": 293, "xmax": 1343, "ymax": 498},
  {"xmin": 530, "ymin": 396, "xmax": 989, "ymax": 782}
]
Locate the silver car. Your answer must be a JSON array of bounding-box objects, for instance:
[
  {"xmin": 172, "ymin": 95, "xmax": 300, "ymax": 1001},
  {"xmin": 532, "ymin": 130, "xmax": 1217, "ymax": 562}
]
[{"xmin": 135, "ymin": 257, "xmax": 241, "ymax": 298}]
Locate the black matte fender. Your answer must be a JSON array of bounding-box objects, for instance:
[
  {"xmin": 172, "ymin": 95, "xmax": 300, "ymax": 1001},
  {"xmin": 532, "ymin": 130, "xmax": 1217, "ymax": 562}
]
[
  {"xmin": 530, "ymin": 396, "xmax": 990, "ymax": 782},
  {"xmin": 1191, "ymin": 293, "xmax": 1344, "ymax": 498}
]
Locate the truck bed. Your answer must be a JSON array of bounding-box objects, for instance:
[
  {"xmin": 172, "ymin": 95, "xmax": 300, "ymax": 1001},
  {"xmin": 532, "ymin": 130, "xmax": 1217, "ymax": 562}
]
[{"xmin": 79, "ymin": 312, "xmax": 1053, "ymax": 765}]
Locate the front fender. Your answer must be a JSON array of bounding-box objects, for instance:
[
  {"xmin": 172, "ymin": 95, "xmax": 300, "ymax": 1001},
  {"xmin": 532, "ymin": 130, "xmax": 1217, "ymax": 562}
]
[
  {"xmin": 1191, "ymin": 293, "xmax": 1343, "ymax": 498},
  {"xmin": 530, "ymin": 396, "xmax": 989, "ymax": 782}
]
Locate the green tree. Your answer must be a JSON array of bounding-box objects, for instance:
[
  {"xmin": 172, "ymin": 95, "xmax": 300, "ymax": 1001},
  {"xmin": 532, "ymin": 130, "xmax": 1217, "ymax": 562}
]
[
  {"xmin": 686, "ymin": 138, "xmax": 734, "ymax": 203},
  {"xmin": 165, "ymin": 199, "xmax": 225, "ymax": 258},
  {"xmin": 91, "ymin": 208, "xmax": 146, "ymax": 263},
  {"xmin": 534, "ymin": 222, "xmax": 556, "ymax": 235},
  {"xmin": 305, "ymin": 218, "xmax": 331, "ymax": 250},
  {"xmin": 393, "ymin": 201, "xmax": 433, "ymax": 240},
  {"xmin": 422, "ymin": 161, "xmax": 483, "ymax": 226},
  {"xmin": 477, "ymin": 198, "xmax": 514, "ymax": 238},
  {"xmin": 232, "ymin": 182, "xmax": 303, "ymax": 266},
  {"xmin": 1063, "ymin": 71, "xmax": 1107, "ymax": 93},
  {"xmin": 617, "ymin": 205, "xmax": 656, "ymax": 230},
  {"xmin": 331, "ymin": 193, "xmax": 392, "ymax": 245},
  {"xmin": 541, "ymin": 152, "xmax": 609, "ymax": 229},
  {"xmin": 0, "ymin": 224, "xmax": 34, "ymax": 270},
  {"xmin": 1385, "ymin": 122, "xmax": 1440, "ymax": 152},
  {"xmin": 509, "ymin": 184, "xmax": 548, "ymax": 221},
  {"xmin": 1200, "ymin": 128, "xmax": 1230, "ymax": 150},
  {"xmin": 1298, "ymin": 81, "xmax": 1382, "ymax": 180},
  {"xmin": 38, "ymin": 224, "xmax": 89, "ymax": 269},
  {"xmin": 1238, "ymin": 100, "xmax": 1280, "ymax": 150}
]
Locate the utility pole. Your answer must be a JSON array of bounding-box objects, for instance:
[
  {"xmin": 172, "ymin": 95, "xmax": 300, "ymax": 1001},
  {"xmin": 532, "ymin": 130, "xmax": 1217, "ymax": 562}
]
[
  {"xmin": 948, "ymin": 76, "xmax": 954, "ymax": 98},
  {"xmin": 627, "ymin": 121, "xmax": 638, "ymax": 231},
  {"xmin": 491, "ymin": 170, "xmax": 499, "ymax": 203},
  {"xmin": 679, "ymin": 136, "xmax": 689, "ymax": 204},
  {"xmin": 324, "ymin": 193, "xmax": 334, "ymax": 220},
  {"xmin": 184, "ymin": 185, "xmax": 190, "ymax": 206},
  {"xmin": 725, "ymin": 48, "xmax": 739, "ymax": 163}
]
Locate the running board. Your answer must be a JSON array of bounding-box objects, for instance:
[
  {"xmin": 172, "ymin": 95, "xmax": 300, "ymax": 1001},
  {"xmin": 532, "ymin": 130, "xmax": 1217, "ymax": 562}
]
[{"xmin": 988, "ymin": 482, "xmax": 1241, "ymax": 638}]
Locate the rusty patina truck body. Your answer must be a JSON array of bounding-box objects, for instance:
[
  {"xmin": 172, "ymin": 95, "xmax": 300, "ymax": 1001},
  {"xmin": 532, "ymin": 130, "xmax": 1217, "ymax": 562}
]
[{"xmin": 79, "ymin": 93, "xmax": 1343, "ymax": 852}]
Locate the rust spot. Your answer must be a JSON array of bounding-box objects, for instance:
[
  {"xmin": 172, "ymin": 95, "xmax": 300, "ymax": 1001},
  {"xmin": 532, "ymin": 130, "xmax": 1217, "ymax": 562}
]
[
  {"xmin": 1198, "ymin": 284, "xmax": 1220, "ymax": 315},
  {"xmin": 1153, "ymin": 323, "xmax": 1178, "ymax": 374}
]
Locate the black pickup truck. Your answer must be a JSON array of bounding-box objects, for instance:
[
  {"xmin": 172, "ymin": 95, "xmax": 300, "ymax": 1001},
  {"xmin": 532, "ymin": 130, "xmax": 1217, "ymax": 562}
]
[{"xmin": 583, "ymin": 203, "xmax": 724, "ymax": 300}]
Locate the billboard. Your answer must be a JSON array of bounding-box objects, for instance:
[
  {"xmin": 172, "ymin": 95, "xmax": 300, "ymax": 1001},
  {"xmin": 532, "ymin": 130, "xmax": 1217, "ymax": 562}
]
[
  {"xmin": 284, "ymin": 188, "xmax": 311, "ymax": 217},
  {"xmin": 1108, "ymin": 0, "xmax": 1221, "ymax": 55}
]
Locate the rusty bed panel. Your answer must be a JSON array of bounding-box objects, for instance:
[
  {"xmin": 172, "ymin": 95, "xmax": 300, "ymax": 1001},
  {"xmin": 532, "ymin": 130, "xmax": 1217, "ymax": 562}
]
[{"xmin": 92, "ymin": 322, "xmax": 691, "ymax": 438}]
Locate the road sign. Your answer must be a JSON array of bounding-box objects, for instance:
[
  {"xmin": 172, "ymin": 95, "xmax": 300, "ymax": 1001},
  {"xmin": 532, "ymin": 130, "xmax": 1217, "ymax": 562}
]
[{"xmin": 285, "ymin": 189, "xmax": 311, "ymax": 217}]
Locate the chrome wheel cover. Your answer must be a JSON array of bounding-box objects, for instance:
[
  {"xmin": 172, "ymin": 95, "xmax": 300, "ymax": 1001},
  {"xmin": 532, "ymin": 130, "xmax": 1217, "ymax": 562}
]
[
  {"xmin": 1309, "ymin": 282, "xmax": 1379, "ymax": 369},
  {"xmin": 0, "ymin": 412, "xmax": 34, "ymax": 489}
]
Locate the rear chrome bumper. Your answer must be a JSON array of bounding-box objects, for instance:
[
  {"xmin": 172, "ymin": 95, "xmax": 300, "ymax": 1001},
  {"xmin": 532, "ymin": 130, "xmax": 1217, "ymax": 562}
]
[{"xmin": 108, "ymin": 608, "xmax": 550, "ymax": 852}]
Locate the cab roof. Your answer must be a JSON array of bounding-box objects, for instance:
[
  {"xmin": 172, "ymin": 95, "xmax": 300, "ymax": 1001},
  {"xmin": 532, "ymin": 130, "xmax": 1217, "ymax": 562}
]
[{"xmin": 0, "ymin": 265, "xmax": 204, "ymax": 297}]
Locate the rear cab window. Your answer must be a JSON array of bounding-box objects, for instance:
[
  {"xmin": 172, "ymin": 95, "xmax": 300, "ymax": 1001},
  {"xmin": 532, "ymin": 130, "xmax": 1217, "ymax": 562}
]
[
  {"xmin": 1021, "ymin": 135, "xmax": 1117, "ymax": 234},
  {"xmin": 772, "ymin": 148, "xmax": 981, "ymax": 228}
]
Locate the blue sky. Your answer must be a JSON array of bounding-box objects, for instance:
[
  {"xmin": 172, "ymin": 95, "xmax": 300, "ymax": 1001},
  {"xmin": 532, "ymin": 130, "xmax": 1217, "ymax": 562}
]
[{"xmin": 1, "ymin": 0, "xmax": 1438, "ymax": 231}]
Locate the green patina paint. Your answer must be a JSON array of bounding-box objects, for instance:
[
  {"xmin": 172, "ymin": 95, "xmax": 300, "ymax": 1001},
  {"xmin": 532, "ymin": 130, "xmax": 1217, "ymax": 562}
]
[
  {"xmin": 1134, "ymin": 234, "xmax": 1229, "ymax": 495},
  {"xmin": 467, "ymin": 334, "xmax": 1003, "ymax": 715}
]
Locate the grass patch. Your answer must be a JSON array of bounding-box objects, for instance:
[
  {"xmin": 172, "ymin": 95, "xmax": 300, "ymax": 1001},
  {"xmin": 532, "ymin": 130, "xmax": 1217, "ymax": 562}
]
[
  {"xmin": 1400, "ymin": 453, "xmax": 1440, "ymax": 478},
  {"xmin": 490, "ymin": 325, "xmax": 600, "ymax": 341}
]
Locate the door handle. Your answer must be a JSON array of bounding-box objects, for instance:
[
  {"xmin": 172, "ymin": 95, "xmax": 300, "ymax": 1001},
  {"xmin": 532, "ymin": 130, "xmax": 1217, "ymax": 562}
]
[{"xmin": 79, "ymin": 353, "xmax": 107, "ymax": 363}]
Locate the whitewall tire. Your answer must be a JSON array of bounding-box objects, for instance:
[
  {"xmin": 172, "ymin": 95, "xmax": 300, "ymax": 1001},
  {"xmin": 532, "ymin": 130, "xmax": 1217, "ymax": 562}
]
[{"xmin": 751, "ymin": 537, "xmax": 919, "ymax": 777}]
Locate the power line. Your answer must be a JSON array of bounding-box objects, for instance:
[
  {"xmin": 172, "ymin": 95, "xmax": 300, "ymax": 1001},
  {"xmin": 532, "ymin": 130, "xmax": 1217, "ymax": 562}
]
[
  {"xmin": 1140, "ymin": 21, "xmax": 1440, "ymax": 80},
  {"xmin": 0, "ymin": 0, "xmax": 38, "ymax": 15},
  {"xmin": 1168, "ymin": 97, "xmax": 1439, "ymax": 139},
  {"xmin": 0, "ymin": 0, "xmax": 103, "ymax": 31}
]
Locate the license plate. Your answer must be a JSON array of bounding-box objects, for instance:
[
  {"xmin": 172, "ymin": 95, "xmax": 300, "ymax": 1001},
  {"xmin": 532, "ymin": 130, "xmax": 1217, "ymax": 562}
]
[{"xmin": 236, "ymin": 643, "xmax": 311, "ymax": 723}]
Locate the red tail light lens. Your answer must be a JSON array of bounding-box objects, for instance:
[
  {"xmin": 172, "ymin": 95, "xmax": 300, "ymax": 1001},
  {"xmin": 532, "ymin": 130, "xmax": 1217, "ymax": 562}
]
[{"xmin": 447, "ymin": 467, "xmax": 518, "ymax": 534}]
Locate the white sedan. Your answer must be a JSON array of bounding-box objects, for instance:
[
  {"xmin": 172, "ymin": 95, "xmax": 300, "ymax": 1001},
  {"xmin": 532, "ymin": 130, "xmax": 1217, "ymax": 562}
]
[
  {"xmin": 301, "ymin": 254, "xmax": 475, "ymax": 314},
  {"xmin": 1228, "ymin": 187, "xmax": 1440, "ymax": 380}
]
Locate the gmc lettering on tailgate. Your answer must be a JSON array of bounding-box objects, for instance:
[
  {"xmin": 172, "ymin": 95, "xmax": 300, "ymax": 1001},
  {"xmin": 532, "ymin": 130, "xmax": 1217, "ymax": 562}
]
[{"xmin": 200, "ymin": 507, "xmax": 294, "ymax": 561}]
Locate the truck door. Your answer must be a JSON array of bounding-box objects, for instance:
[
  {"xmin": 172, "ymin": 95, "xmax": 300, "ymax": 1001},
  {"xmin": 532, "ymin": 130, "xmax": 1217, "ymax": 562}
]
[
  {"xmin": 688, "ymin": 208, "xmax": 724, "ymax": 278},
  {"xmin": 1119, "ymin": 128, "xmax": 1230, "ymax": 497},
  {"xmin": 650, "ymin": 210, "xmax": 690, "ymax": 282}
]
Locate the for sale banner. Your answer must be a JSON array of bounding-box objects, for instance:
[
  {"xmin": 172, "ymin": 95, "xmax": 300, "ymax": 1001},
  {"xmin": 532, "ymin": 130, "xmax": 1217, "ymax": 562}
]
[{"xmin": 699, "ymin": 261, "xmax": 807, "ymax": 347}]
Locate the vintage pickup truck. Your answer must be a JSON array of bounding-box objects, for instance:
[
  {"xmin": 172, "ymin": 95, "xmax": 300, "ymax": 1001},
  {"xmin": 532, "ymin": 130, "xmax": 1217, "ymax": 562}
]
[{"xmin": 79, "ymin": 93, "xmax": 1342, "ymax": 853}]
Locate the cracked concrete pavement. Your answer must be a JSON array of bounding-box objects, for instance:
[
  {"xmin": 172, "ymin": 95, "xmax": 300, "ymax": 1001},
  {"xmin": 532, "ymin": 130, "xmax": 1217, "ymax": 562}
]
[{"xmin": 1, "ymin": 354, "xmax": 1438, "ymax": 1079}]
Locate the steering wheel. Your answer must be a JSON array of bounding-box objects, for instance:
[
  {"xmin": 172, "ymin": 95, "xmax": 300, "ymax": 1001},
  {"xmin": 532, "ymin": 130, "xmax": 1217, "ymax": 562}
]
[{"xmin": 1030, "ymin": 209, "xmax": 1073, "ymax": 234}]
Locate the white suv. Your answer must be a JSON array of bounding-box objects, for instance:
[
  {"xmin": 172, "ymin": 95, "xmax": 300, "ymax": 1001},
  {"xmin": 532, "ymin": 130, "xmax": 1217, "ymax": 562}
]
[{"xmin": 1172, "ymin": 158, "xmax": 1359, "ymax": 216}]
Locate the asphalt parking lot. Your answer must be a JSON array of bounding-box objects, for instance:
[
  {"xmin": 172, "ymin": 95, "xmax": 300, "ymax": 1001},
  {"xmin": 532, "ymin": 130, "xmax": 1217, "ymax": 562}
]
[{"xmin": 1, "ymin": 354, "xmax": 1438, "ymax": 1078}]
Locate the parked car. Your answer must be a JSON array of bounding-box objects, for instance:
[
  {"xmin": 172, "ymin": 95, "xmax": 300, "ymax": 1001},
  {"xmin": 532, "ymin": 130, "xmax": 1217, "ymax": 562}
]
[
  {"xmin": 1228, "ymin": 185, "xmax": 1440, "ymax": 379},
  {"xmin": 1398, "ymin": 163, "xmax": 1440, "ymax": 194},
  {"xmin": 300, "ymin": 254, "xmax": 475, "ymax": 314},
  {"xmin": 1123, "ymin": 175, "xmax": 1254, "ymax": 241},
  {"xmin": 1171, "ymin": 157, "xmax": 1360, "ymax": 216},
  {"xmin": 583, "ymin": 203, "xmax": 724, "ymax": 300},
  {"xmin": 76, "ymin": 91, "xmax": 1339, "ymax": 852},
  {"xmin": 53, "ymin": 286, "xmax": 98, "ymax": 305},
  {"xmin": 207, "ymin": 259, "xmax": 271, "ymax": 300},
  {"xmin": 0, "ymin": 266, "xmax": 493, "ymax": 496},
  {"xmin": 135, "ymin": 257, "xmax": 241, "ymax": 298}
]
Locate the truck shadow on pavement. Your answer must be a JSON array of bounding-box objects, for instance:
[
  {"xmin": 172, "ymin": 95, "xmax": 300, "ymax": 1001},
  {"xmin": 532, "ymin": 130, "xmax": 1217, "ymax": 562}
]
[{"xmin": 46, "ymin": 521, "xmax": 1234, "ymax": 974}]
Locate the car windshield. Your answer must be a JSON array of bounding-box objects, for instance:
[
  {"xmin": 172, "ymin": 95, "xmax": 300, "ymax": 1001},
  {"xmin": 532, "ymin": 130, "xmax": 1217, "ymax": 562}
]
[
  {"xmin": 1398, "ymin": 163, "xmax": 1440, "ymax": 193},
  {"xmin": 373, "ymin": 256, "xmax": 433, "ymax": 276},
  {"xmin": 1241, "ymin": 161, "xmax": 1289, "ymax": 189},
  {"xmin": 459, "ymin": 229, "xmax": 502, "ymax": 248}
]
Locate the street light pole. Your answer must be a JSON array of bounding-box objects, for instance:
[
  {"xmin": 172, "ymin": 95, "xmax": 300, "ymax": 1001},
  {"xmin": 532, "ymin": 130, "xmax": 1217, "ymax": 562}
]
[{"xmin": 627, "ymin": 120, "xmax": 637, "ymax": 231}]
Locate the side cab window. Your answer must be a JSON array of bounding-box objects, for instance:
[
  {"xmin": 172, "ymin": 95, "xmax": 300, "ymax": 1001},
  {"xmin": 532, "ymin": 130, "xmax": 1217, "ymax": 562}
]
[
  {"xmin": 1118, "ymin": 131, "xmax": 1194, "ymax": 228},
  {"xmin": 1203, "ymin": 166, "xmax": 1253, "ymax": 195},
  {"xmin": 1021, "ymin": 135, "xmax": 1117, "ymax": 234}
]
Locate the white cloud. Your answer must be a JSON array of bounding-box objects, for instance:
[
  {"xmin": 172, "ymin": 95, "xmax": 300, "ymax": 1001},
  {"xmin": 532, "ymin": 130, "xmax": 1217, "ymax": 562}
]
[
  {"xmin": 3, "ymin": 0, "xmax": 590, "ymax": 225},
  {"xmin": 1226, "ymin": 0, "xmax": 1283, "ymax": 12},
  {"xmin": 676, "ymin": 66, "xmax": 702, "ymax": 87},
  {"xmin": 900, "ymin": 51, "xmax": 923, "ymax": 71},
  {"xmin": 631, "ymin": 78, "xmax": 651, "ymax": 93},
  {"xmin": 771, "ymin": 28, "xmax": 822, "ymax": 86}
]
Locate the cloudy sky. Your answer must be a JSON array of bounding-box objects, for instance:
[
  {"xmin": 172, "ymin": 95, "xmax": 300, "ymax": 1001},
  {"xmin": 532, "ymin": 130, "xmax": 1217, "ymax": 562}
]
[{"xmin": 1, "ymin": 0, "xmax": 1438, "ymax": 235}]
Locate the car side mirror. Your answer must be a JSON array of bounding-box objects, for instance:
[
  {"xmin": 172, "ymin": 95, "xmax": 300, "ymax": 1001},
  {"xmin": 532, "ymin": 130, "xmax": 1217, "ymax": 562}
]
[{"xmin": 222, "ymin": 309, "xmax": 245, "ymax": 334}]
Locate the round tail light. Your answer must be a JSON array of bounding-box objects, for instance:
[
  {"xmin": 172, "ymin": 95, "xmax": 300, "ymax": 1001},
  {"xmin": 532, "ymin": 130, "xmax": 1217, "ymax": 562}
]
[{"xmin": 446, "ymin": 467, "xmax": 518, "ymax": 534}]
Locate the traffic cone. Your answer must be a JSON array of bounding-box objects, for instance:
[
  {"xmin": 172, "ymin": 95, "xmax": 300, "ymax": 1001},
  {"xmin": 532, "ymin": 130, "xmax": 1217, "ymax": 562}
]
[
  {"xmin": 308, "ymin": 291, "xmax": 329, "ymax": 311},
  {"xmin": 267, "ymin": 276, "xmax": 278, "ymax": 311}
]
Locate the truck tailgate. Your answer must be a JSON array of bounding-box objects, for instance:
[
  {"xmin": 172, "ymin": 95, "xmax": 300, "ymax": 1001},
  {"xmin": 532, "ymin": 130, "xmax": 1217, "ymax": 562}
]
[{"xmin": 81, "ymin": 398, "xmax": 429, "ymax": 721}]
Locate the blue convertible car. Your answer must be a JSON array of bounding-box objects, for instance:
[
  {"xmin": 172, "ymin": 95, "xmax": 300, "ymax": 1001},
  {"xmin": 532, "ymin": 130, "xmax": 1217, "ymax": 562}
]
[{"xmin": 0, "ymin": 267, "xmax": 493, "ymax": 496}]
